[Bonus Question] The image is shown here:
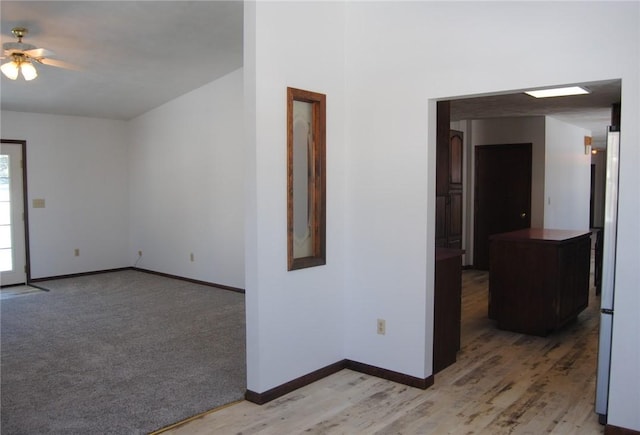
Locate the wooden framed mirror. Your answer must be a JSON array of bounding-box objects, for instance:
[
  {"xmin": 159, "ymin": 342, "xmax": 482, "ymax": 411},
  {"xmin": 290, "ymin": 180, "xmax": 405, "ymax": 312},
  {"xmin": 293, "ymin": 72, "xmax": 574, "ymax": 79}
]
[{"xmin": 287, "ymin": 87, "xmax": 326, "ymax": 271}]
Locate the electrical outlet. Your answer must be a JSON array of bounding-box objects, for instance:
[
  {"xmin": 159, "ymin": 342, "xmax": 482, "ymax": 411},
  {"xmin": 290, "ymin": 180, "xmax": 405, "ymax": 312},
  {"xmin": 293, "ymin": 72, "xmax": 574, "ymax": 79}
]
[
  {"xmin": 377, "ymin": 318, "xmax": 386, "ymax": 335},
  {"xmin": 190, "ymin": 253, "xmax": 194, "ymax": 262},
  {"xmin": 74, "ymin": 248, "xmax": 80, "ymax": 257}
]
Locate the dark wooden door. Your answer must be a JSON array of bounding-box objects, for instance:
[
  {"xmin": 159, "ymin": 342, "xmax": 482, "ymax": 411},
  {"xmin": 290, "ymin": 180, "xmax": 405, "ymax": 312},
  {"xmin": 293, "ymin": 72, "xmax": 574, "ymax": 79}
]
[{"xmin": 474, "ymin": 143, "xmax": 532, "ymax": 270}]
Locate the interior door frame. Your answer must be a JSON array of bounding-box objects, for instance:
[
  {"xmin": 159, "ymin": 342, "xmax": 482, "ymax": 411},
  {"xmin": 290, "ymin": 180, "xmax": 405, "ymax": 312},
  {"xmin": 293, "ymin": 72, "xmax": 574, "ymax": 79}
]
[{"xmin": 1, "ymin": 139, "xmax": 31, "ymax": 285}]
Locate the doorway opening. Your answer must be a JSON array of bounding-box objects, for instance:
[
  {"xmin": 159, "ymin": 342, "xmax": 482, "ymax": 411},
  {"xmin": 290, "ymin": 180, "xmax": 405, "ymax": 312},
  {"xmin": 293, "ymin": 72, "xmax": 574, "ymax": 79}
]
[{"xmin": 432, "ymin": 79, "xmax": 621, "ymax": 421}]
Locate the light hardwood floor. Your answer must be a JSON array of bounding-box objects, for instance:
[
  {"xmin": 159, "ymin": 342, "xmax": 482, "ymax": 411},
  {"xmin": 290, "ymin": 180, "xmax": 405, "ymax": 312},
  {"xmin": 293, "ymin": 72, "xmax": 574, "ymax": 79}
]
[{"xmin": 163, "ymin": 269, "xmax": 603, "ymax": 434}]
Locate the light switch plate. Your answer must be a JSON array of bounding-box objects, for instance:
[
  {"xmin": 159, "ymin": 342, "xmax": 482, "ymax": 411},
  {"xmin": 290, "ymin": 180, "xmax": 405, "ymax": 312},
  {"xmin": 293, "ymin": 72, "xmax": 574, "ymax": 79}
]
[{"xmin": 33, "ymin": 198, "xmax": 45, "ymax": 208}]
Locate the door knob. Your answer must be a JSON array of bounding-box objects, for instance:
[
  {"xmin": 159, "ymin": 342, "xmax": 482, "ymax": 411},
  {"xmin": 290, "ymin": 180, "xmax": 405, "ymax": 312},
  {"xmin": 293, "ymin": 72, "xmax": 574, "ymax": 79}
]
[{"xmin": 520, "ymin": 212, "xmax": 527, "ymax": 219}]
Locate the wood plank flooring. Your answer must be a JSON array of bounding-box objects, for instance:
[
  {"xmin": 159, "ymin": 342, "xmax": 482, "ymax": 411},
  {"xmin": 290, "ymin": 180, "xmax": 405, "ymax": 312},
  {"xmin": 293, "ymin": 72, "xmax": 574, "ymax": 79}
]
[{"xmin": 164, "ymin": 269, "xmax": 603, "ymax": 434}]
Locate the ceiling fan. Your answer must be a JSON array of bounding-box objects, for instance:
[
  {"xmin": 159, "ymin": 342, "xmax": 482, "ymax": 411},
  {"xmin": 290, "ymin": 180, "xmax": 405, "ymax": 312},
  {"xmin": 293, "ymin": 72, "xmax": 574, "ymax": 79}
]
[{"xmin": 1, "ymin": 27, "xmax": 76, "ymax": 81}]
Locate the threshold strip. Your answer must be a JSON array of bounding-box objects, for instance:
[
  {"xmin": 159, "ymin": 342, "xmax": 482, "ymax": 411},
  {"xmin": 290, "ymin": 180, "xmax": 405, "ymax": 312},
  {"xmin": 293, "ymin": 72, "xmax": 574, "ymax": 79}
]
[{"xmin": 149, "ymin": 399, "xmax": 245, "ymax": 434}]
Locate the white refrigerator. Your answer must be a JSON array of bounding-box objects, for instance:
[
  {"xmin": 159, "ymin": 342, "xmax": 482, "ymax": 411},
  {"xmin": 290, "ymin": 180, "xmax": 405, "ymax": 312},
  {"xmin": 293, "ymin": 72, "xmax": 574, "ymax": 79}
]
[{"xmin": 595, "ymin": 128, "xmax": 620, "ymax": 424}]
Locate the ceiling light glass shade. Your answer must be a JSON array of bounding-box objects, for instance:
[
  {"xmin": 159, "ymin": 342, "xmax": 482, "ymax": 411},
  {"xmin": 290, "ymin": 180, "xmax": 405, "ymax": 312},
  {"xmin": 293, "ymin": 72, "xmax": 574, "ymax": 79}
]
[
  {"xmin": 525, "ymin": 86, "xmax": 589, "ymax": 98},
  {"xmin": 20, "ymin": 61, "xmax": 38, "ymax": 81},
  {"xmin": 1, "ymin": 61, "xmax": 20, "ymax": 80}
]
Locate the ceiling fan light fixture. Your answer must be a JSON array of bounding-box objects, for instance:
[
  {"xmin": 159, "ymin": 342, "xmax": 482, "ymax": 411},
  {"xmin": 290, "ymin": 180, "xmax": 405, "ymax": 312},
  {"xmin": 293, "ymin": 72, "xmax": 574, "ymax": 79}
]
[
  {"xmin": 1, "ymin": 60, "xmax": 20, "ymax": 80},
  {"xmin": 525, "ymin": 86, "xmax": 590, "ymax": 98},
  {"xmin": 20, "ymin": 60, "xmax": 38, "ymax": 81},
  {"xmin": 2, "ymin": 26, "xmax": 71, "ymax": 81}
]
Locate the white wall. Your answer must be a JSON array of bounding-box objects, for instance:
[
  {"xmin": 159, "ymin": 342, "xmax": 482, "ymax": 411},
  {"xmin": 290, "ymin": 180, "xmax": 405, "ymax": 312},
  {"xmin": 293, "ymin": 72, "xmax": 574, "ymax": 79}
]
[
  {"xmin": 248, "ymin": 1, "xmax": 640, "ymax": 430},
  {"xmin": 544, "ymin": 116, "xmax": 591, "ymax": 230},
  {"xmin": 128, "ymin": 68, "xmax": 244, "ymax": 289},
  {"xmin": 344, "ymin": 10, "xmax": 432, "ymax": 377},
  {"xmin": 345, "ymin": 1, "xmax": 639, "ymax": 430},
  {"xmin": 0, "ymin": 111, "xmax": 129, "ymax": 278},
  {"xmin": 470, "ymin": 116, "xmax": 591, "ymax": 232},
  {"xmin": 0, "ymin": 69, "xmax": 245, "ymax": 288},
  {"xmin": 471, "ymin": 117, "xmax": 546, "ymax": 228},
  {"xmin": 245, "ymin": 1, "xmax": 347, "ymax": 392}
]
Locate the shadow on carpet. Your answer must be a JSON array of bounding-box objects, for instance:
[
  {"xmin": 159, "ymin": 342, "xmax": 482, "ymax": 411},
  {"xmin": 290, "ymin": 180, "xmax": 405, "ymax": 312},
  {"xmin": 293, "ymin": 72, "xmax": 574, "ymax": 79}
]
[{"xmin": 1, "ymin": 270, "xmax": 246, "ymax": 434}]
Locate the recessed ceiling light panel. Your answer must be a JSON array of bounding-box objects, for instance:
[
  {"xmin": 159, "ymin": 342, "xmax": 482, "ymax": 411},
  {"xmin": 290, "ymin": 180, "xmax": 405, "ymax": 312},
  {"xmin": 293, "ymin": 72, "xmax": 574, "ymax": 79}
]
[{"xmin": 525, "ymin": 86, "xmax": 590, "ymax": 98}]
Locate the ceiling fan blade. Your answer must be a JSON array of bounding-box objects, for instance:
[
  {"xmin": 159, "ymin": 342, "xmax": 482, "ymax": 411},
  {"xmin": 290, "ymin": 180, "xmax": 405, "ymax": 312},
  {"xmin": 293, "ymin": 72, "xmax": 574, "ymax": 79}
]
[
  {"xmin": 24, "ymin": 47, "xmax": 55, "ymax": 58},
  {"xmin": 37, "ymin": 57, "xmax": 80, "ymax": 71}
]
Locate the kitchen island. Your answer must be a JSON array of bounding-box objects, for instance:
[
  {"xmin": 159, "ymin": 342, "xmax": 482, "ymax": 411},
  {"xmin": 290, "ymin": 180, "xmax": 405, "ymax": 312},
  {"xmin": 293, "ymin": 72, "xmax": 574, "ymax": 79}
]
[{"xmin": 489, "ymin": 228, "xmax": 591, "ymax": 336}]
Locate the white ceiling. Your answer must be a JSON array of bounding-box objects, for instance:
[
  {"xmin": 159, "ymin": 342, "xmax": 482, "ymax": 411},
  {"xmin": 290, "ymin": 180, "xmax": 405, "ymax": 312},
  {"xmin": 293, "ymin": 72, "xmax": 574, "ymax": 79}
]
[
  {"xmin": 1, "ymin": 1, "xmax": 620, "ymax": 147},
  {"xmin": 450, "ymin": 80, "xmax": 621, "ymax": 148},
  {"xmin": 1, "ymin": 1, "xmax": 243, "ymax": 120}
]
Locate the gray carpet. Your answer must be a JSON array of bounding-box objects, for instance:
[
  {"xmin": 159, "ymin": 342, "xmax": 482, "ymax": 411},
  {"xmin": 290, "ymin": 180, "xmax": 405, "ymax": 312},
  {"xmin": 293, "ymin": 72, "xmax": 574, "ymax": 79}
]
[{"xmin": 1, "ymin": 270, "xmax": 246, "ymax": 434}]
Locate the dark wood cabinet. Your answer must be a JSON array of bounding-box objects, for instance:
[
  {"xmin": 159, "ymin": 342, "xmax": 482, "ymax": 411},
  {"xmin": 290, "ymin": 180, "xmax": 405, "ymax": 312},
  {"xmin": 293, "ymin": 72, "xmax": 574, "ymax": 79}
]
[
  {"xmin": 489, "ymin": 229, "xmax": 591, "ymax": 336},
  {"xmin": 434, "ymin": 248, "xmax": 463, "ymax": 373},
  {"xmin": 435, "ymin": 100, "xmax": 463, "ymax": 249}
]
